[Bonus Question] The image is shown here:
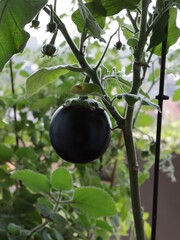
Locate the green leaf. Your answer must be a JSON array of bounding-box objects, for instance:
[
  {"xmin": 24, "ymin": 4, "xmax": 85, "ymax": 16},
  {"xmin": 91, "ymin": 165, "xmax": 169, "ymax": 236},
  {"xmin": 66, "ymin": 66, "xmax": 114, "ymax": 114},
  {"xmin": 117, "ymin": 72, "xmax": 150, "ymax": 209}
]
[
  {"xmin": 148, "ymin": 11, "xmax": 169, "ymax": 51},
  {"xmin": 172, "ymin": 88, "xmax": 180, "ymax": 101},
  {"xmin": 51, "ymin": 229, "xmax": 64, "ymax": 240},
  {"xmin": 135, "ymin": 112, "xmax": 154, "ymax": 127},
  {"xmin": 72, "ymin": 0, "xmax": 105, "ymax": 40},
  {"xmin": 72, "ymin": 0, "xmax": 106, "ymax": 37},
  {"xmin": 149, "ymin": 8, "xmax": 180, "ymax": 55},
  {"xmin": 71, "ymin": 83, "xmax": 103, "ymax": 96},
  {"xmin": 30, "ymin": 96, "xmax": 55, "ymax": 110},
  {"xmin": 71, "ymin": 187, "xmax": 116, "ymax": 217},
  {"xmin": 96, "ymin": 219, "xmax": 113, "ymax": 233},
  {"xmin": 101, "ymin": 0, "xmax": 140, "ymax": 16},
  {"xmin": 37, "ymin": 197, "xmax": 53, "ymax": 209},
  {"xmin": 0, "ymin": 0, "xmax": 47, "ymax": 72},
  {"xmin": 50, "ymin": 167, "xmax": 73, "ymax": 191},
  {"xmin": 15, "ymin": 147, "xmax": 37, "ymax": 160},
  {"xmin": 127, "ymin": 38, "xmax": 138, "ymax": 48},
  {"xmin": 26, "ymin": 65, "xmax": 70, "ymax": 98},
  {"xmin": 11, "ymin": 169, "xmax": 51, "ymax": 193},
  {"xmin": 141, "ymin": 98, "xmax": 161, "ymax": 112},
  {"xmin": 117, "ymin": 77, "xmax": 150, "ymax": 98},
  {"xmin": 36, "ymin": 202, "xmax": 52, "ymax": 218},
  {"xmin": 0, "ymin": 144, "xmax": 13, "ymax": 164}
]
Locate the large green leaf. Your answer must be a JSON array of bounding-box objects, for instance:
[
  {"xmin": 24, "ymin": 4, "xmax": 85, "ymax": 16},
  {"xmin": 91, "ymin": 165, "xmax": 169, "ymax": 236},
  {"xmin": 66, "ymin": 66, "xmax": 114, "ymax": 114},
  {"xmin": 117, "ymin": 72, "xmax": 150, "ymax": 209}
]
[
  {"xmin": 11, "ymin": 169, "xmax": 51, "ymax": 193},
  {"xmin": 101, "ymin": 0, "xmax": 140, "ymax": 16},
  {"xmin": 148, "ymin": 11, "xmax": 169, "ymax": 51},
  {"xmin": 72, "ymin": 0, "xmax": 106, "ymax": 40},
  {"xmin": 71, "ymin": 187, "xmax": 116, "ymax": 217},
  {"xmin": 50, "ymin": 167, "xmax": 73, "ymax": 191},
  {"xmin": 15, "ymin": 147, "xmax": 37, "ymax": 160},
  {"xmin": 148, "ymin": 8, "xmax": 180, "ymax": 55},
  {"xmin": 0, "ymin": 0, "xmax": 47, "ymax": 72},
  {"xmin": 26, "ymin": 65, "xmax": 70, "ymax": 97}
]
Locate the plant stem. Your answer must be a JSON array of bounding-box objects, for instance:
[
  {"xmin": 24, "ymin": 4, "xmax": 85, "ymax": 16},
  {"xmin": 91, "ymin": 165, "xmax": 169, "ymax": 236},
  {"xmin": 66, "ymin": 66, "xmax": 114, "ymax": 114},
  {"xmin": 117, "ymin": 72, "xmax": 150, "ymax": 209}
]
[
  {"xmin": 123, "ymin": 1, "xmax": 151, "ymax": 239},
  {"xmin": 9, "ymin": 59, "xmax": 19, "ymax": 147},
  {"xmin": 123, "ymin": 126, "xmax": 145, "ymax": 240},
  {"xmin": 135, "ymin": 0, "xmax": 150, "ymax": 62},
  {"xmin": 26, "ymin": 220, "xmax": 48, "ymax": 240},
  {"xmin": 26, "ymin": 192, "xmax": 62, "ymax": 239},
  {"xmin": 127, "ymin": 10, "xmax": 139, "ymax": 33}
]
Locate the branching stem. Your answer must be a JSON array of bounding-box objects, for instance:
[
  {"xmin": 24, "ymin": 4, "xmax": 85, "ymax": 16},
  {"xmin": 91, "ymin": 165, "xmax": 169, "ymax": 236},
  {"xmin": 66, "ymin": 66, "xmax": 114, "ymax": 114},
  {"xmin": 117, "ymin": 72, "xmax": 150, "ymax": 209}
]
[
  {"xmin": 146, "ymin": 3, "xmax": 172, "ymax": 36},
  {"xmin": 26, "ymin": 191, "xmax": 62, "ymax": 239},
  {"xmin": 127, "ymin": 10, "xmax": 139, "ymax": 33},
  {"xmin": 123, "ymin": 1, "xmax": 150, "ymax": 239}
]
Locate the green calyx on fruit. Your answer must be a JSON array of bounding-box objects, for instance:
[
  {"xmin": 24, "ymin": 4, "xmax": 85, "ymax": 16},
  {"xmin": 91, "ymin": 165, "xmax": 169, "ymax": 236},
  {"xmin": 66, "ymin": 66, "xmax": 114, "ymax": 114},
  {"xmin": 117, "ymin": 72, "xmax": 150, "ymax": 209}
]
[
  {"xmin": 63, "ymin": 97, "xmax": 101, "ymax": 109},
  {"xmin": 49, "ymin": 98, "xmax": 112, "ymax": 164}
]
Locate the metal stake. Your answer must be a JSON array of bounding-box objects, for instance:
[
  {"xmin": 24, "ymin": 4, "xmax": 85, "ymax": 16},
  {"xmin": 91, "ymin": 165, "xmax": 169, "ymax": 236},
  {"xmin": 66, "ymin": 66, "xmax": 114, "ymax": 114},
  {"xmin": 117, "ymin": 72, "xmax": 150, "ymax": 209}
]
[{"xmin": 151, "ymin": 13, "xmax": 169, "ymax": 240}]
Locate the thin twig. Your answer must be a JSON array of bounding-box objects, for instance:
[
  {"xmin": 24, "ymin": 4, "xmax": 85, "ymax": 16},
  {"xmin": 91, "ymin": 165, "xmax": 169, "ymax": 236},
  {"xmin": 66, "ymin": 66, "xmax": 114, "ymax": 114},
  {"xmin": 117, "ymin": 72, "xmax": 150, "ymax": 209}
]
[
  {"xmin": 110, "ymin": 130, "xmax": 123, "ymax": 188},
  {"xmin": 27, "ymin": 191, "xmax": 63, "ymax": 239},
  {"xmin": 54, "ymin": 0, "xmax": 57, "ymax": 12},
  {"xmin": 94, "ymin": 28, "xmax": 119, "ymax": 71}
]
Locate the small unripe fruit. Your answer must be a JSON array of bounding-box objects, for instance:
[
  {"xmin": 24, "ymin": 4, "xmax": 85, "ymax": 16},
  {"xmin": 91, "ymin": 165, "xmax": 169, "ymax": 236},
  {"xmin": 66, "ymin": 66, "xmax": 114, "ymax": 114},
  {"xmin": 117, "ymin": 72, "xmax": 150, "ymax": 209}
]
[
  {"xmin": 42, "ymin": 44, "xmax": 56, "ymax": 57},
  {"xmin": 31, "ymin": 19, "xmax": 40, "ymax": 28},
  {"xmin": 47, "ymin": 22, "xmax": 57, "ymax": 33}
]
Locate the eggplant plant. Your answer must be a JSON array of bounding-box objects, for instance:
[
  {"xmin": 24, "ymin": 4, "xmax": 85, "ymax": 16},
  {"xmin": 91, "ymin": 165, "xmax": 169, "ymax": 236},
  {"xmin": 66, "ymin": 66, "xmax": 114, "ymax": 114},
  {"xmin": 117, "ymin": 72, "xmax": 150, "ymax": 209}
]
[{"xmin": 0, "ymin": 0, "xmax": 179, "ymax": 239}]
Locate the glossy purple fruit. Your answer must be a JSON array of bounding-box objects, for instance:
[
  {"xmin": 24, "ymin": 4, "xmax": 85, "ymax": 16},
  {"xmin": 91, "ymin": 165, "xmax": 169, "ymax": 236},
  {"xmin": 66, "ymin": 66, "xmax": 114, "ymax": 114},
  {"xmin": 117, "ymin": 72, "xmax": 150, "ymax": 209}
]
[{"xmin": 49, "ymin": 98, "xmax": 112, "ymax": 164}]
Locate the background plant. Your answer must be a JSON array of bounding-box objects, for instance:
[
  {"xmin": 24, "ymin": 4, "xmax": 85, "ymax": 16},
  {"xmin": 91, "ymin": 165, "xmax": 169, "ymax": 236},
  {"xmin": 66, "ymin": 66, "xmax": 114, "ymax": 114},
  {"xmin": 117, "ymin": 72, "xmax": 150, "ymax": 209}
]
[{"xmin": 0, "ymin": 0, "xmax": 179, "ymax": 239}]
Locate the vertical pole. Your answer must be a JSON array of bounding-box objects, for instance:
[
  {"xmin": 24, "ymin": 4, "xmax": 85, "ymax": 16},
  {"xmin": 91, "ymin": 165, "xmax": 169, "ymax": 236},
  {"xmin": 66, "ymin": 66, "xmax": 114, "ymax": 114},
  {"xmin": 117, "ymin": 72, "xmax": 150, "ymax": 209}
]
[{"xmin": 151, "ymin": 14, "xmax": 169, "ymax": 240}]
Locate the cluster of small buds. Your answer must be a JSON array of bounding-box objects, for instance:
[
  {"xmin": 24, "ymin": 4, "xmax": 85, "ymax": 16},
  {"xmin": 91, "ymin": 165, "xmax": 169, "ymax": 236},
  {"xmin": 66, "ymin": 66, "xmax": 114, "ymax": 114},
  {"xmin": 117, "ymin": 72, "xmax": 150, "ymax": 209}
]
[{"xmin": 30, "ymin": 4, "xmax": 58, "ymax": 57}]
